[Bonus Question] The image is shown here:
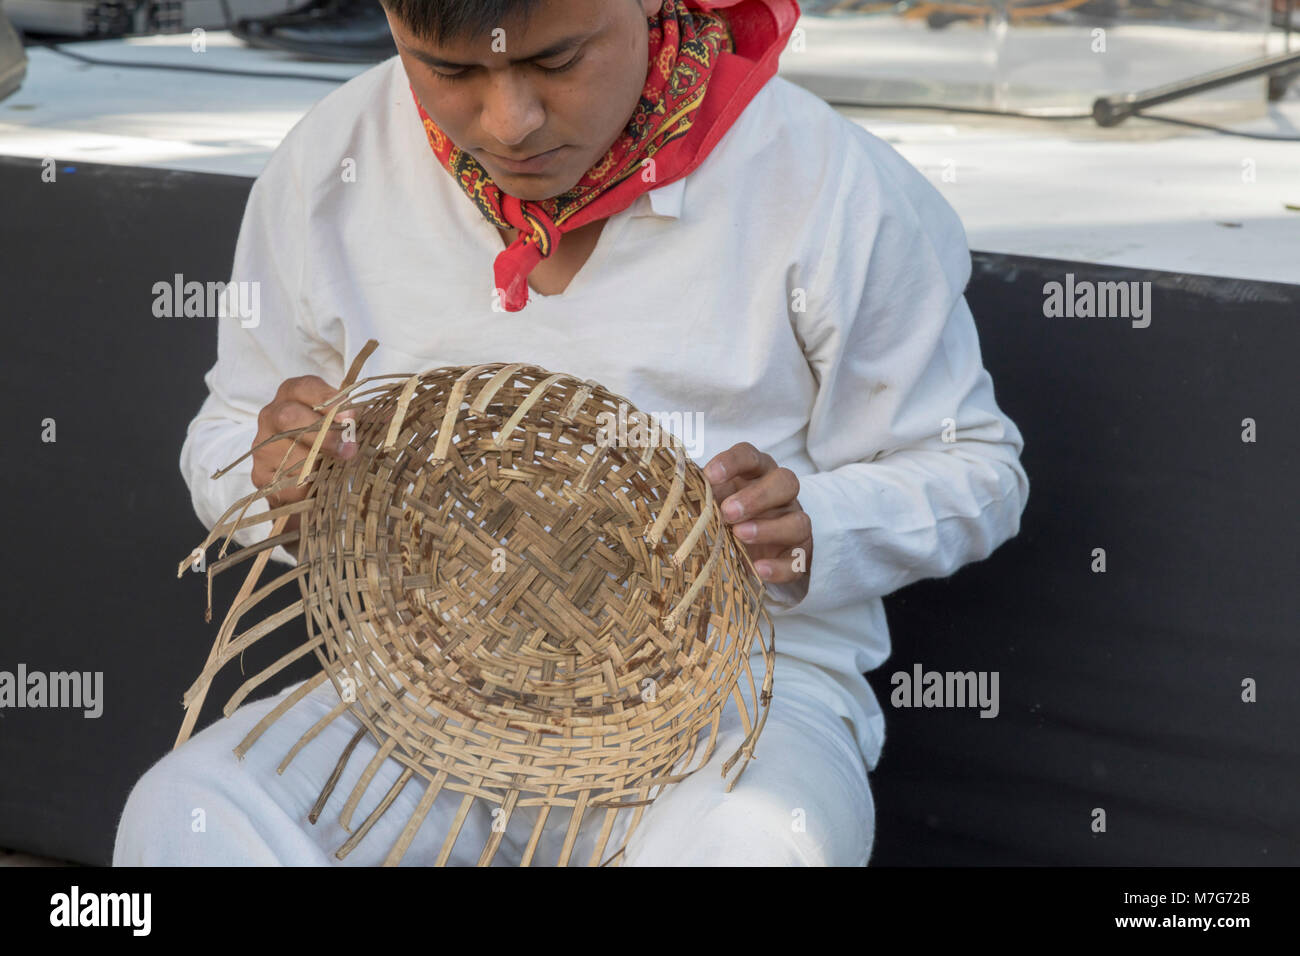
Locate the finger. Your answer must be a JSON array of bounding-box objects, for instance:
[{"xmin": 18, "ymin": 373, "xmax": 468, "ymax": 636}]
[
  {"xmin": 703, "ymin": 442, "xmax": 771, "ymax": 487},
  {"xmin": 288, "ymin": 374, "xmax": 355, "ymax": 431},
  {"xmin": 754, "ymin": 544, "xmax": 813, "ymax": 585},
  {"xmin": 277, "ymin": 375, "xmax": 356, "ymax": 449},
  {"xmin": 731, "ymin": 509, "xmax": 812, "ymax": 548},
  {"xmin": 266, "ymin": 399, "xmax": 356, "ymax": 459},
  {"xmin": 256, "ymin": 432, "xmax": 310, "ymax": 493},
  {"xmin": 252, "ymin": 432, "xmax": 315, "ymax": 490},
  {"xmin": 726, "ymin": 502, "xmax": 800, "ymax": 546},
  {"xmin": 277, "ymin": 374, "xmax": 343, "ymax": 411},
  {"xmin": 295, "ymin": 405, "xmax": 357, "ymax": 459},
  {"xmin": 719, "ymin": 468, "xmax": 800, "ymax": 523},
  {"xmin": 253, "ymin": 399, "xmax": 353, "ymax": 490},
  {"xmin": 707, "ymin": 471, "xmax": 754, "ymax": 504},
  {"xmin": 705, "ymin": 447, "xmax": 775, "ymax": 502},
  {"xmin": 262, "ymin": 450, "xmax": 313, "ymax": 503}
]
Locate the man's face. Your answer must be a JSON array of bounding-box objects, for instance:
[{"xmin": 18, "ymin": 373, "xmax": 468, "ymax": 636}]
[{"xmin": 386, "ymin": 0, "xmax": 661, "ymax": 201}]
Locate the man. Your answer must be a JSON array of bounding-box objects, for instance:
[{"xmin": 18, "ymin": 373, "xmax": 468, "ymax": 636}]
[{"xmin": 114, "ymin": 0, "xmax": 1028, "ymax": 865}]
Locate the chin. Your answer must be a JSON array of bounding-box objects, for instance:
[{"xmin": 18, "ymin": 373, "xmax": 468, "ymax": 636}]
[
  {"xmin": 493, "ymin": 168, "xmax": 584, "ymax": 202},
  {"xmin": 500, "ymin": 182, "xmax": 554, "ymax": 201}
]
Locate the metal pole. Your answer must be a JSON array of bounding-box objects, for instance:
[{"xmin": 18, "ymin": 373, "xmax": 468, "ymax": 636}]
[{"xmin": 1093, "ymin": 47, "xmax": 1300, "ymax": 126}]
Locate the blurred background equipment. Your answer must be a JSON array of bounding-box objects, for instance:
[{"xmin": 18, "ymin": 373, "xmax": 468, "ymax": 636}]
[
  {"xmin": 785, "ymin": 0, "xmax": 1290, "ymax": 124},
  {"xmin": 229, "ymin": 0, "xmax": 393, "ymax": 62},
  {"xmin": 6, "ymin": 0, "xmax": 301, "ymax": 38},
  {"xmin": 0, "ymin": 2, "xmax": 27, "ymax": 102},
  {"xmin": 7, "ymin": 0, "xmax": 396, "ymax": 61},
  {"xmin": 1093, "ymin": 45, "xmax": 1300, "ymax": 125}
]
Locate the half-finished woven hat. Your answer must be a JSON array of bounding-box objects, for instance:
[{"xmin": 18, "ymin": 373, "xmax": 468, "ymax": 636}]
[{"xmin": 175, "ymin": 340, "xmax": 776, "ymax": 866}]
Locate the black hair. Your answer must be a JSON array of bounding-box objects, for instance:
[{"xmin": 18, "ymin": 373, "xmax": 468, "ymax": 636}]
[{"xmin": 378, "ymin": 0, "xmax": 546, "ymax": 44}]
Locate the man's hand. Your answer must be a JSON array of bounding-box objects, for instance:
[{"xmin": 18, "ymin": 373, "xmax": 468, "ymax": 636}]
[
  {"xmin": 704, "ymin": 442, "xmax": 812, "ymax": 588},
  {"xmin": 253, "ymin": 376, "xmax": 358, "ymax": 534}
]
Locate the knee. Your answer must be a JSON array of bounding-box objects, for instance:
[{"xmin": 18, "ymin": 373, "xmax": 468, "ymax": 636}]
[
  {"xmin": 114, "ymin": 744, "xmax": 214, "ymax": 865},
  {"xmin": 623, "ymin": 744, "xmax": 876, "ymax": 867},
  {"xmin": 697, "ymin": 786, "xmax": 824, "ymax": 865},
  {"xmin": 113, "ymin": 742, "xmax": 265, "ymax": 866},
  {"xmin": 625, "ymin": 783, "xmax": 834, "ymax": 866},
  {"xmin": 113, "ymin": 752, "xmax": 184, "ymax": 865}
]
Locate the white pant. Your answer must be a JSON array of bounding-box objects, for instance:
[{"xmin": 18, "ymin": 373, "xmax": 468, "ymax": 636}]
[{"xmin": 113, "ymin": 654, "xmax": 875, "ymax": 866}]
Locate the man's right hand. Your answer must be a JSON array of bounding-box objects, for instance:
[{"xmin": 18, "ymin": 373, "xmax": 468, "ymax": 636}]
[{"xmin": 253, "ymin": 375, "xmax": 358, "ymax": 534}]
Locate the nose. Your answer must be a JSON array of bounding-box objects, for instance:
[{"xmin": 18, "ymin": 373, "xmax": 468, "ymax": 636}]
[{"xmin": 478, "ymin": 69, "xmax": 545, "ymax": 149}]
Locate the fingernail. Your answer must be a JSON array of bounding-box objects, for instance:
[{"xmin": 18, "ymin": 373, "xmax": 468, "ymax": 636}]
[
  {"xmin": 757, "ymin": 562, "xmax": 771, "ymax": 579},
  {"xmin": 339, "ymin": 441, "xmax": 357, "ymax": 460},
  {"xmin": 735, "ymin": 522, "xmax": 757, "ymax": 541},
  {"xmin": 723, "ymin": 499, "xmax": 743, "ymax": 520},
  {"xmin": 706, "ymin": 462, "xmax": 725, "ymax": 482}
]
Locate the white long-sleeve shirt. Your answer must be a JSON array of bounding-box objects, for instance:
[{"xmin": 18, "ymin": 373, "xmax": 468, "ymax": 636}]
[{"xmin": 180, "ymin": 56, "xmax": 1029, "ymax": 772}]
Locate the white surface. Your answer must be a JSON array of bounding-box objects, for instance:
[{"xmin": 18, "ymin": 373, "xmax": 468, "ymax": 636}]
[
  {"xmin": 0, "ymin": 33, "xmax": 365, "ymax": 175},
  {"xmin": 1, "ymin": 30, "xmax": 1298, "ymax": 283},
  {"xmin": 852, "ymin": 111, "xmax": 1300, "ymax": 283}
]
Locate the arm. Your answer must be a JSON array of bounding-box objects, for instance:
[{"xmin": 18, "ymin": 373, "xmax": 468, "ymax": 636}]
[
  {"xmin": 179, "ymin": 137, "xmax": 344, "ymax": 565},
  {"xmin": 765, "ymin": 126, "xmax": 1029, "ymax": 617}
]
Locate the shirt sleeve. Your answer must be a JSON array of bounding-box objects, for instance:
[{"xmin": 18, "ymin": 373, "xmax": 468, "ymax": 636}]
[
  {"xmin": 179, "ymin": 132, "xmax": 343, "ymax": 567},
  {"xmin": 763, "ymin": 123, "xmax": 1030, "ymax": 617}
]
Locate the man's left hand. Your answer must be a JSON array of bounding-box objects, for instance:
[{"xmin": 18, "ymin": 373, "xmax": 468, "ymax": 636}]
[{"xmin": 704, "ymin": 442, "xmax": 812, "ymax": 587}]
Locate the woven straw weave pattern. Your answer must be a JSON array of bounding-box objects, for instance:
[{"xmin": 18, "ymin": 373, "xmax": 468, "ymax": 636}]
[{"xmin": 175, "ymin": 342, "xmax": 775, "ymax": 866}]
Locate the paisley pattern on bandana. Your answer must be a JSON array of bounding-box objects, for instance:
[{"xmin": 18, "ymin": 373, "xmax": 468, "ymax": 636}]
[{"xmin": 411, "ymin": 0, "xmax": 735, "ymax": 311}]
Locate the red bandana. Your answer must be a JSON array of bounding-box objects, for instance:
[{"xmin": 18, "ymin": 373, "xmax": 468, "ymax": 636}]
[{"xmin": 411, "ymin": 0, "xmax": 799, "ymax": 312}]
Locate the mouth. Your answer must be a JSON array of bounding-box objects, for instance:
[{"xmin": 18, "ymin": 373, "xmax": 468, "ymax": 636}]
[{"xmin": 478, "ymin": 145, "xmax": 569, "ymax": 175}]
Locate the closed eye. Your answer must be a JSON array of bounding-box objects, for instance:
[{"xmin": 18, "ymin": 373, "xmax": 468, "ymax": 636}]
[
  {"xmin": 431, "ymin": 66, "xmax": 473, "ymax": 83},
  {"xmin": 536, "ymin": 53, "xmax": 582, "ymax": 74},
  {"xmin": 430, "ymin": 53, "xmax": 582, "ymax": 83}
]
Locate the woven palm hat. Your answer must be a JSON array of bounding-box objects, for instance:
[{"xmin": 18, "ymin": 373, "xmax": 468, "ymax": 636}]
[{"xmin": 175, "ymin": 340, "xmax": 776, "ymax": 866}]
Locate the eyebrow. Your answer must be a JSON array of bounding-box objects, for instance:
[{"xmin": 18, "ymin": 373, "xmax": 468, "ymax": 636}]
[{"xmin": 403, "ymin": 32, "xmax": 592, "ymax": 70}]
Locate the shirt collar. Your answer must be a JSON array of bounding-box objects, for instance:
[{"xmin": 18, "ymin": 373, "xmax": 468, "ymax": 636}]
[{"xmin": 629, "ymin": 177, "xmax": 686, "ymax": 220}]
